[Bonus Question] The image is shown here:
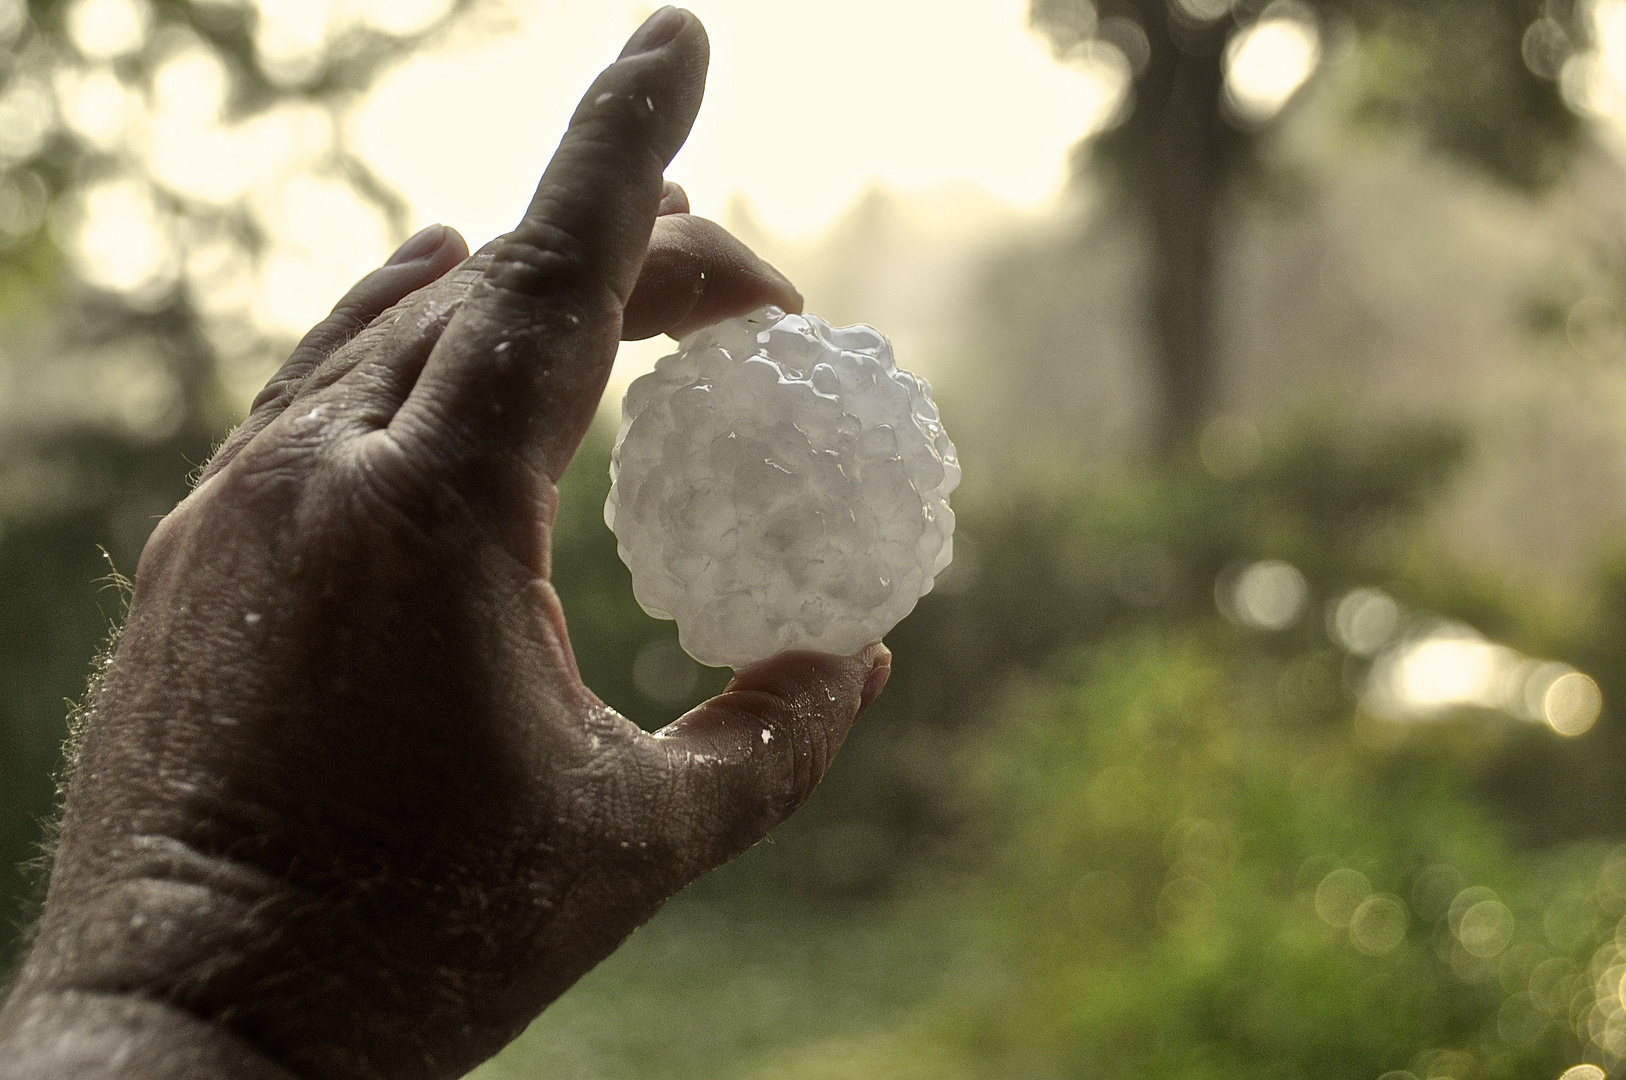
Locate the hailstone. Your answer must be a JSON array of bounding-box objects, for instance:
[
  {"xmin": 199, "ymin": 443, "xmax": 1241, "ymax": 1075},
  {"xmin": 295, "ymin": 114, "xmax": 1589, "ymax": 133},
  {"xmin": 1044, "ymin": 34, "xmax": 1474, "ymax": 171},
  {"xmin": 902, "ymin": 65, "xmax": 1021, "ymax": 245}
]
[{"xmin": 605, "ymin": 305, "xmax": 959, "ymax": 669}]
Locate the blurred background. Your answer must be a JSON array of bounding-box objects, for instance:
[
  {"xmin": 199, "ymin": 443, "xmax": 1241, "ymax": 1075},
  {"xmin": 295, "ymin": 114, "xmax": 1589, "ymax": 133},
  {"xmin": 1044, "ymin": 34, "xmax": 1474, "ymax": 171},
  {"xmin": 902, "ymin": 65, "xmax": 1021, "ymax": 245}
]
[{"xmin": 10, "ymin": 0, "xmax": 1626, "ymax": 1076}]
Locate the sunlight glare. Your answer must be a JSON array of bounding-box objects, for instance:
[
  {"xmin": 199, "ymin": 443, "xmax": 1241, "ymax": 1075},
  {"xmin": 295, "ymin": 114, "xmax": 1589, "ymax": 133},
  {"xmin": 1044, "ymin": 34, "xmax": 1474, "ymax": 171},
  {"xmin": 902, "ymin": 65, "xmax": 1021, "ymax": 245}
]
[
  {"xmin": 1563, "ymin": 0, "xmax": 1626, "ymax": 129},
  {"xmin": 0, "ymin": 0, "xmax": 26, "ymax": 48},
  {"xmin": 357, "ymin": 0, "xmax": 453, "ymax": 37},
  {"xmin": 1391, "ymin": 631, "xmax": 1518, "ymax": 711},
  {"xmin": 55, "ymin": 65, "xmax": 138, "ymax": 153},
  {"xmin": 0, "ymin": 76, "xmax": 55, "ymax": 161},
  {"xmin": 148, "ymin": 100, "xmax": 332, "ymax": 205},
  {"xmin": 65, "ymin": 0, "xmax": 152, "ymax": 61},
  {"xmin": 1224, "ymin": 3, "xmax": 1321, "ymax": 125},
  {"xmin": 253, "ymin": 174, "xmax": 391, "ymax": 333},
  {"xmin": 1174, "ymin": 0, "xmax": 1234, "ymax": 23},
  {"xmin": 1361, "ymin": 621, "xmax": 1601, "ymax": 737},
  {"xmin": 354, "ymin": 0, "xmax": 1111, "ymax": 244},
  {"xmin": 64, "ymin": 176, "xmax": 179, "ymax": 303},
  {"xmin": 254, "ymin": 0, "xmax": 332, "ymax": 85},
  {"xmin": 153, "ymin": 45, "xmax": 230, "ymax": 127}
]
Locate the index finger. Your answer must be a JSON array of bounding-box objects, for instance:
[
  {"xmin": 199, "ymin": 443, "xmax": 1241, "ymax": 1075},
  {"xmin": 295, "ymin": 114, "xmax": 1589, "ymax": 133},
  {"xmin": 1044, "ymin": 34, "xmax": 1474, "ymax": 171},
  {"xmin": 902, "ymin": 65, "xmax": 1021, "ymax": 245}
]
[{"xmin": 393, "ymin": 8, "xmax": 707, "ymax": 484}]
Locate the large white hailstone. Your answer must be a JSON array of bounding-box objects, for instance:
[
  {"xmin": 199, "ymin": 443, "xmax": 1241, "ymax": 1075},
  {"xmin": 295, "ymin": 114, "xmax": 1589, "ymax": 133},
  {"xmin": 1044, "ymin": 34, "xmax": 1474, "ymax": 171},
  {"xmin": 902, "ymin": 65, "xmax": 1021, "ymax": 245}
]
[{"xmin": 605, "ymin": 305, "xmax": 959, "ymax": 669}]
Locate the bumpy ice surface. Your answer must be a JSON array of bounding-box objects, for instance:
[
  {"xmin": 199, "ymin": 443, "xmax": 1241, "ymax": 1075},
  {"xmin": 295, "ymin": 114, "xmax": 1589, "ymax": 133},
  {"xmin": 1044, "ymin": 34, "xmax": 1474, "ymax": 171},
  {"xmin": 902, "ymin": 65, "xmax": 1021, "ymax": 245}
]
[{"xmin": 605, "ymin": 306, "xmax": 959, "ymax": 668}]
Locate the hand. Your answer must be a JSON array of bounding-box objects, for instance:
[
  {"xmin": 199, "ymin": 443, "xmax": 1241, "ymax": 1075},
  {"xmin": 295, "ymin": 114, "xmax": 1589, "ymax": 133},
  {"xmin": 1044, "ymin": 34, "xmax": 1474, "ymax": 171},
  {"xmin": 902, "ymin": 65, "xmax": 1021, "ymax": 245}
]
[{"xmin": 0, "ymin": 9, "xmax": 890, "ymax": 1080}]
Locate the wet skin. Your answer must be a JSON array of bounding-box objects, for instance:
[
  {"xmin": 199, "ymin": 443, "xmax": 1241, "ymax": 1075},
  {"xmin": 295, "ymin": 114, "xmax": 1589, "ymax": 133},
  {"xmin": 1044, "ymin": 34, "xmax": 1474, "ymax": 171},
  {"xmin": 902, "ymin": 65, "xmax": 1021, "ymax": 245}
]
[{"xmin": 0, "ymin": 9, "xmax": 890, "ymax": 1079}]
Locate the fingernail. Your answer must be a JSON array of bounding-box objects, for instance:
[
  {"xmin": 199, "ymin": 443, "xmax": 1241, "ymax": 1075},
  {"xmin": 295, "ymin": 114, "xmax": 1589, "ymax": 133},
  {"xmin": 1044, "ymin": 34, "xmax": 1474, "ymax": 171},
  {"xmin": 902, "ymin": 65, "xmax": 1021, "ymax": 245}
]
[
  {"xmin": 386, "ymin": 223, "xmax": 446, "ymax": 266},
  {"xmin": 620, "ymin": 6, "xmax": 685, "ymax": 58},
  {"xmin": 857, "ymin": 647, "xmax": 892, "ymax": 718}
]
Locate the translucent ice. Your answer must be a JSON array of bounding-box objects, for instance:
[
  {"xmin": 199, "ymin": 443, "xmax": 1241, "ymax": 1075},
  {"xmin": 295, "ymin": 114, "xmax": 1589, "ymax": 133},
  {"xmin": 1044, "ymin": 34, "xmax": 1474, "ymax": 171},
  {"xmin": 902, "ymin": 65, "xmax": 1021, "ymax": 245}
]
[{"xmin": 605, "ymin": 305, "xmax": 959, "ymax": 669}]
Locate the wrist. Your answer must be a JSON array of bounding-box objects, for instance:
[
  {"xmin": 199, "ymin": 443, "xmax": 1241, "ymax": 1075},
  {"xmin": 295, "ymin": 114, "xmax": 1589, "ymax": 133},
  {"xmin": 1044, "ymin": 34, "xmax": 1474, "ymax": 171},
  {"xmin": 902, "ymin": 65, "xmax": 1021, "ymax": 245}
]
[
  {"xmin": 17, "ymin": 836, "xmax": 552, "ymax": 1080},
  {"xmin": 0, "ymin": 988, "xmax": 301, "ymax": 1080}
]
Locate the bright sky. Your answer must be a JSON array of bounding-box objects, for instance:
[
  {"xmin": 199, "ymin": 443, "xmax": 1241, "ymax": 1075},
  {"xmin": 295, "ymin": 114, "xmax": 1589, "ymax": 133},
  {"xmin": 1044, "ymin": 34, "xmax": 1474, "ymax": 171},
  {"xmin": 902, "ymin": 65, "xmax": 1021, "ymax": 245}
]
[
  {"xmin": 352, "ymin": 0, "xmax": 1113, "ymax": 245},
  {"xmin": 44, "ymin": 0, "xmax": 1340, "ymax": 399}
]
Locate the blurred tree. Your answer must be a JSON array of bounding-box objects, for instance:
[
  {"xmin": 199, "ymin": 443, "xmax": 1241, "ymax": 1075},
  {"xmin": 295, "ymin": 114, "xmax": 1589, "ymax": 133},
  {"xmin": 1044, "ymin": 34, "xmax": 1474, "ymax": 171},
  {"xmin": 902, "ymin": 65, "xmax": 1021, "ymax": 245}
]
[
  {"xmin": 506, "ymin": 416, "xmax": 1626, "ymax": 1080},
  {"xmin": 736, "ymin": 632, "xmax": 1626, "ymax": 1080},
  {"xmin": 1031, "ymin": 0, "xmax": 1585, "ymax": 451},
  {"xmin": 0, "ymin": 0, "xmax": 471, "ymax": 968}
]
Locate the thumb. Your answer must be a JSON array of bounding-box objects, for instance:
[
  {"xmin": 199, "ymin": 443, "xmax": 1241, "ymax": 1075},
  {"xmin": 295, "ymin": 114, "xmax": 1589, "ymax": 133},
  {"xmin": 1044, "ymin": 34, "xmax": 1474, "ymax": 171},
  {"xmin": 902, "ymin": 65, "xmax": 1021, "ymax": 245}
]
[{"xmin": 650, "ymin": 643, "xmax": 891, "ymax": 874}]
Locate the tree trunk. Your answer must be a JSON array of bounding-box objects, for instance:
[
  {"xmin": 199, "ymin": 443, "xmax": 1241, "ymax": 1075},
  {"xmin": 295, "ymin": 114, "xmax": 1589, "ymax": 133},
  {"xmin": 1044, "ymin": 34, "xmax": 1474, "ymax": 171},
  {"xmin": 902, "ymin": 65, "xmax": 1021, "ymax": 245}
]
[
  {"xmin": 1123, "ymin": 11, "xmax": 1232, "ymax": 456},
  {"xmin": 1145, "ymin": 46, "xmax": 1227, "ymax": 454}
]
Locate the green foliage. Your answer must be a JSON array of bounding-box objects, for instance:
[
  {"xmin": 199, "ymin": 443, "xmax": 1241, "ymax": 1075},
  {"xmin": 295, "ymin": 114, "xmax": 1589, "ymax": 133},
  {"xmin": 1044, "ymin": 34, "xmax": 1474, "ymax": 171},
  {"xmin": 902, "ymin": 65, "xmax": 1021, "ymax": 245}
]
[
  {"xmin": 486, "ymin": 411, "xmax": 1626, "ymax": 1079},
  {"xmin": 1345, "ymin": 0, "xmax": 1579, "ymax": 189},
  {"xmin": 1028, "ymin": 0, "xmax": 1587, "ymax": 443},
  {"xmin": 0, "ymin": 5, "xmax": 1623, "ymax": 1078},
  {"xmin": 1035, "ymin": 0, "xmax": 1581, "ymax": 195},
  {"xmin": 904, "ymin": 633, "xmax": 1598, "ymax": 1080},
  {"xmin": 758, "ymin": 418, "xmax": 1469, "ymax": 892}
]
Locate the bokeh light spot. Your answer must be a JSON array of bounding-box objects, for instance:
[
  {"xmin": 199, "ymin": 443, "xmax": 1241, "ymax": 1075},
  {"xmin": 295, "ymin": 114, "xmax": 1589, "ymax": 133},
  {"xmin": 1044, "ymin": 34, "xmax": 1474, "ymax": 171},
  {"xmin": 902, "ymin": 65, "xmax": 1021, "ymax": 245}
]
[
  {"xmin": 1559, "ymin": 1066, "xmax": 1606, "ymax": 1080},
  {"xmin": 1544, "ymin": 672, "xmax": 1603, "ymax": 737},
  {"xmin": 55, "ymin": 65, "xmax": 138, "ymax": 153},
  {"xmin": 1224, "ymin": 3, "xmax": 1320, "ymax": 125},
  {"xmin": 1350, "ymin": 893, "xmax": 1408, "ymax": 956},
  {"xmin": 1530, "ymin": 956, "xmax": 1580, "ymax": 1014},
  {"xmin": 254, "ymin": 0, "xmax": 331, "ymax": 86},
  {"xmin": 1449, "ymin": 885, "xmax": 1499, "ymax": 933},
  {"xmin": 1097, "ymin": 16, "xmax": 1151, "ymax": 75},
  {"xmin": 1059, "ymin": 40, "xmax": 1134, "ymax": 139},
  {"xmin": 1330, "ymin": 588, "xmax": 1402, "ymax": 657},
  {"xmin": 62, "ymin": 176, "xmax": 178, "ymax": 305},
  {"xmin": 153, "ymin": 45, "xmax": 231, "ymax": 128},
  {"xmin": 1457, "ymin": 898, "xmax": 1515, "ymax": 959},
  {"xmin": 1174, "ymin": 0, "xmax": 1234, "ymax": 24},
  {"xmin": 1368, "ymin": 625, "xmax": 1527, "ymax": 717},
  {"xmin": 1523, "ymin": 16, "xmax": 1573, "ymax": 80},
  {"xmin": 1315, "ymin": 867, "xmax": 1371, "ymax": 928},
  {"xmin": 1220, "ymin": 559, "xmax": 1308, "ymax": 631},
  {"xmin": 358, "ymin": 0, "xmax": 453, "ymax": 37},
  {"xmin": 253, "ymin": 174, "xmax": 389, "ymax": 333},
  {"xmin": 0, "ymin": 0, "xmax": 26, "ymax": 47},
  {"xmin": 0, "ymin": 77, "xmax": 56, "ymax": 161},
  {"xmin": 66, "ymin": 0, "xmax": 152, "ymax": 60},
  {"xmin": 0, "ymin": 170, "xmax": 47, "ymax": 237}
]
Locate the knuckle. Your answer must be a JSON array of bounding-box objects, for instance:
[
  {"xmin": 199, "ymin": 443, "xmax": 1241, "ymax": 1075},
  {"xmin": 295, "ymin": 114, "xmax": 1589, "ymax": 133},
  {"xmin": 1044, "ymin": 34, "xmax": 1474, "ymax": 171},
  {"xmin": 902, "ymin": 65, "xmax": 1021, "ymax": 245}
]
[
  {"xmin": 248, "ymin": 377, "xmax": 297, "ymax": 415},
  {"xmin": 486, "ymin": 218, "xmax": 597, "ymax": 299}
]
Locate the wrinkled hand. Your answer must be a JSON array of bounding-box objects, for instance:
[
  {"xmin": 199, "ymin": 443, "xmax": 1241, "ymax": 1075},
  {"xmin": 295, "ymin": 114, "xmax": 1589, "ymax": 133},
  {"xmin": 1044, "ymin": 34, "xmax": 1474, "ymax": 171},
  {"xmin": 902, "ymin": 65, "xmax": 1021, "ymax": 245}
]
[{"xmin": 0, "ymin": 10, "xmax": 889, "ymax": 1080}]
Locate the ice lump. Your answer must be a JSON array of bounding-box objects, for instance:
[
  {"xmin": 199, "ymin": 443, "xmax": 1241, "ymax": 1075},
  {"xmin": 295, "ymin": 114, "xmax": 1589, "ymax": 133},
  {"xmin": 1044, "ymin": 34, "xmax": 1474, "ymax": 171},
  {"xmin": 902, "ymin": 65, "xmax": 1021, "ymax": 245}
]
[{"xmin": 605, "ymin": 305, "xmax": 959, "ymax": 669}]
